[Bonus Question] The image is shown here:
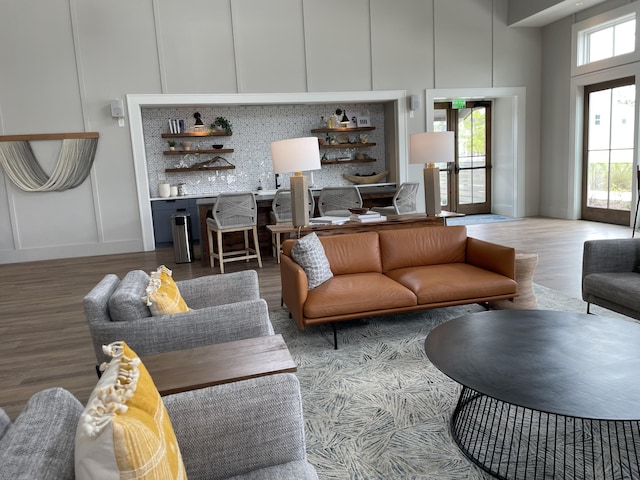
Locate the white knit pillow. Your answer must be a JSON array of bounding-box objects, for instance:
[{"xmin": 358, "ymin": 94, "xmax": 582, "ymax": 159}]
[{"xmin": 291, "ymin": 233, "xmax": 333, "ymax": 289}]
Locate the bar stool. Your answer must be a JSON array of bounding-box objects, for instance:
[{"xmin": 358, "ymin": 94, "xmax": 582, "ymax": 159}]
[
  {"xmin": 318, "ymin": 186, "xmax": 362, "ymax": 216},
  {"xmin": 270, "ymin": 188, "xmax": 315, "ymax": 263},
  {"xmin": 372, "ymin": 182, "xmax": 419, "ymax": 215},
  {"xmin": 206, "ymin": 192, "xmax": 262, "ymax": 274}
]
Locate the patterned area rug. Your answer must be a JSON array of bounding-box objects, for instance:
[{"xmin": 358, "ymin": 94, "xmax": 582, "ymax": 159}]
[
  {"xmin": 269, "ymin": 285, "xmax": 630, "ymax": 479},
  {"xmin": 445, "ymin": 214, "xmax": 522, "ymax": 226}
]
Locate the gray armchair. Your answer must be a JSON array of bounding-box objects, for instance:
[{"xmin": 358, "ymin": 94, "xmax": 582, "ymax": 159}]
[
  {"xmin": 0, "ymin": 374, "xmax": 318, "ymax": 480},
  {"xmin": 582, "ymin": 238, "xmax": 640, "ymax": 320},
  {"xmin": 83, "ymin": 269, "xmax": 274, "ymax": 364}
]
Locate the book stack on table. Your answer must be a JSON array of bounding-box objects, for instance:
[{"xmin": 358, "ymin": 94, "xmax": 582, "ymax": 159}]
[
  {"xmin": 309, "ymin": 216, "xmax": 350, "ymax": 225},
  {"xmin": 349, "ymin": 211, "xmax": 387, "ymax": 223}
]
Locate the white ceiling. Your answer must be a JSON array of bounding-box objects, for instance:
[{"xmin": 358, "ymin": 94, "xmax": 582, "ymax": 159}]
[{"xmin": 509, "ymin": 0, "xmax": 608, "ymax": 27}]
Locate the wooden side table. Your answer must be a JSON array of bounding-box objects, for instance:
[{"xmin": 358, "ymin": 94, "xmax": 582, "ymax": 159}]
[
  {"xmin": 489, "ymin": 251, "xmax": 539, "ymax": 310},
  {"xmin": 142, "ymin": 334, "xmax": 297, "ymax": 396}
]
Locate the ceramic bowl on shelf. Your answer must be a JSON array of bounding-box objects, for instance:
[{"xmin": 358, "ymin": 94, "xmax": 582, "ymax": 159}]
[{"xmin": 212, "ymin": 144, "xmax": 223, "ymax": 149}]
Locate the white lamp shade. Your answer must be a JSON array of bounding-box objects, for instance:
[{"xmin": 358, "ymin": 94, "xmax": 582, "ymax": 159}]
[
  {"xmin": 270, "ymin": 137, "xmax": 321, "ymax": 174},
  {"xmin": 409, "ymin": 131, "xmax": 454, "ymax": 165}
]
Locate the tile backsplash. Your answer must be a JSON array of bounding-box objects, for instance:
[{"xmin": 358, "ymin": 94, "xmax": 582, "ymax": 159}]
[{"xmin": 142, "ymin": 103, "xmax": 386, "ymax": 198}]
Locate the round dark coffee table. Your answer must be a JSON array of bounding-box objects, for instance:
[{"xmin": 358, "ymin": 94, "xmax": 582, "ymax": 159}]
[{"xmin": 425, "ymin": 310, "xmax": 640, "ymax": 480}]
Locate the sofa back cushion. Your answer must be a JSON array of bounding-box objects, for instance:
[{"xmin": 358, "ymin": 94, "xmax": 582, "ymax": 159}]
[
  {"xmin": 379, "ymin": 226, "xmax": 468, "ymax": 271},
  {"xmin": 0, "ymin": 388, "xmax": 83, "ymax": 480},
  {"xmin": 108, "ymin": 270, "xmax": 151, "ymax": 321},
  {"xmin": 319, "ymin": 231, "xmax": 382, "ymax": 275}
]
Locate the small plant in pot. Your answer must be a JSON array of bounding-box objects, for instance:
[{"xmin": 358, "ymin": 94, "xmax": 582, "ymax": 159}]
[
  {"xmin": 211, "ymin": 116, "xmax": 232, "ymax": 135},
  {"xmin": 168, "ymin": 140, "xmax": 176, "ymax": 151}
]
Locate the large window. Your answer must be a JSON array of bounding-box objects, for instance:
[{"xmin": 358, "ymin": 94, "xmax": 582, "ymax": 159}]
[
  {"xmin": 577, "ymin": 14, "xmax": 635, "ymax": 66},
  {"xmin": 572, "ymin": 3, "xmax": 640, "ymax": 76}
]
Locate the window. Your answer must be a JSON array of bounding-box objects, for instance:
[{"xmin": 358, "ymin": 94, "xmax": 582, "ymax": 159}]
[{"xmin": 572, "ymin": 3, "xmax": 640, "ymax": 76}]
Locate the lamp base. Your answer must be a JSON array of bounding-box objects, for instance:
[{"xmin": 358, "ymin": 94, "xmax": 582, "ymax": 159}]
[
  {"xmin": 290, "ymin": 173, "xmax": 309, "ymax": 227},
  {"xmin": 424, "ymin": 166, "xmax": 441, "ymax": 216}
]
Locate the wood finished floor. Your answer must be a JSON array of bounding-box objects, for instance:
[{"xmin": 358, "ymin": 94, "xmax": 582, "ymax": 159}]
[{"xmin": 0, "ymin": 217, "xmax": 631, "ymax": 420}]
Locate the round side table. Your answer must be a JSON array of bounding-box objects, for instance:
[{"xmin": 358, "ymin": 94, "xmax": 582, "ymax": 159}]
[{"xmin": 490, "ymin": 251, "xmax": 538, "ymax": 310}]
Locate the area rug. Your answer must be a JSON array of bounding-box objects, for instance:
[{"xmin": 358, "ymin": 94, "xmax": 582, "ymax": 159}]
[
  {"xmin": 445, "ymin": 214, "xmax": 522, "ymax": 226},
  {"xmin": 268, "ymin": 285, "xmax": 630, "ymax": 479}
]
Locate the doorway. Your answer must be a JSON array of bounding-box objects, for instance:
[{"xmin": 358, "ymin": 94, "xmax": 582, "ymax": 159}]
[
  {"xmin": 582, "ymin": 77, "xmax": 635, "ymax": 225},
  {"xmin": 434, "ymin": 101, "xmax": 492, "ymax": 214}
]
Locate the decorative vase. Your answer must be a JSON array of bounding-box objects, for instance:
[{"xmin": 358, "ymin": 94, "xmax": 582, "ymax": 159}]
[{"xmin": 158, "ymin": 183, "xmax": 171, "ymax": 198}]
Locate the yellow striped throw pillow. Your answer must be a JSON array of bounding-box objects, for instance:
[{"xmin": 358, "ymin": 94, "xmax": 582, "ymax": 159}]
[
  {"xmin": 75, "ymin": 341, "xmax": 187, "ymax": 480},
  {"xmin": 142, "ymin": 265, "xmax": 191, "ymax": 316}
]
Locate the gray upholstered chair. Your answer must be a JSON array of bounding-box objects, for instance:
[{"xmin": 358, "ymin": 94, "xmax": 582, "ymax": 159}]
[
  {"xmin": 207, "ymin": 191, "xmax": 262, "ymax": 273},
  {"xmin": 270, "ymin": 188, "xmax": 315, "ymax": 262},
  {"xmin": 318, "ymin": 186, "xmax": 362, "ymax": 216},
  {"xmin": 582, "ymin": 238, "xmax": 640, "ymax": 320},
  {"xmin": 0, "ymin": 374, "xmax": 319, "ymax": 480},
  {"xmin": 372, "ymin": 182, "xmax": 419, "ymax": 215},
  {"xmin": 83, "ymin": 269, "xmax": 273, "ymax": 364}
]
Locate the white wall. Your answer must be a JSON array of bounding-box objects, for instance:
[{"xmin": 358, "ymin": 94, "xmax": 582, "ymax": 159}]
[{"xmin": 0, "ymin": 0, "xmax": 542, "ymax": 264}]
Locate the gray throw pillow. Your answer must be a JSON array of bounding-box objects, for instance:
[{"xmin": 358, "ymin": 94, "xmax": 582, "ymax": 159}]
[
  {"xmin": 291, "ymin": 232, "xmax": 333, "ymax": 289},
  {"xmin": 108, "ymin": 270, "xmax": 151, "ymax": 321}
]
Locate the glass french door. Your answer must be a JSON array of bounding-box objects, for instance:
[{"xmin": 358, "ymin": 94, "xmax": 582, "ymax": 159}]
[
  {"xmin": 434, "ymin": 101, "xmax": 492, "ymax": 214},
  {"xmin": 582, "ymin": 77, "xmax": 635, "ymax": 225}
]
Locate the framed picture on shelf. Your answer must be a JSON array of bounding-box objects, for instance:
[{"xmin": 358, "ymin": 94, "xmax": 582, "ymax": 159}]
[{"xmin": 356, "ymin": 115, "xmax": 371, "ymax": 128}]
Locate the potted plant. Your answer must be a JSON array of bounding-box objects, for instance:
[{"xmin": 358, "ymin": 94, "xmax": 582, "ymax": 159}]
[
  {"xmin": 211, "ymin": 116, "xmax": 233, "ymax": 135},
  {"xmin": 167, "ymin": 140, "xmax": 176, "ymax": 151}
]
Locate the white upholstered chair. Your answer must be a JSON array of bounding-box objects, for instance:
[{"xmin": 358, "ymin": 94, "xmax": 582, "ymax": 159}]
[
  {"xmin": 206, "ymin": 192, "xmax": 262, "ymax": 274},
  {"xmin": 270, "ymin": 188, "xmax": 315, "ymax": 262},
  {"xmin": 318, "ymin": 186, "xmax": 362, "ymax": 217},
  {"xmin": 372, "ymin": 182, "xmax": 419, "ymax": 215}
]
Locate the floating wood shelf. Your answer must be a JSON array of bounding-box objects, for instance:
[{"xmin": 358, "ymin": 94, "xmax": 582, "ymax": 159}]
[
  {"xmin": 321, "ymin": 158, "xmax": 376, "ymax": 165},
  {"xmin": 164, "ymin": 148, "xmax": 234, "ymax": 155},
  {"xmin": 311, "ymin": 126, "xmax": 375, "ymax": 133},
  {"xmin": 320, "ymin": 143, "xmax": 376, "ymax": 149},
  {"xmin": 161, "ymin": 132, "xmax": 230, "ymax": 138},
  {"xmin": 0, "ymin": 132, "xmax": 99, "ymax": 142},
  {"xmin": 165, "ymin": 165, "xmax": 235, "ymax": 173}
]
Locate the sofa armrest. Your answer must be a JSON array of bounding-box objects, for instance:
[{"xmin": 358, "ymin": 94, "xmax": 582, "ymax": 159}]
[
  {"xmin": 164, "ymin": 373, "xmax": 310, "ymax": 480},
  {"xmin": 466, "ymin": 237, "xmax": 515, "ymax": 279},
  {"xmin": 582, "ymin": 238, "xmax": 640, "ymax": 279},
  {"xmin": 89, "ymin": 299, "xmax": 273, "ymax": 363},
  {"xmin": 176, "ymin": 269, "xmax": 260, "ymax": 309},
  {"xmin": 280, "ymin": 254, "xmax": 309, "ymax": 329}
]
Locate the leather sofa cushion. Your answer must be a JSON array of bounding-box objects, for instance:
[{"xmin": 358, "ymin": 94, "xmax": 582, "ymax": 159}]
[
  {"xmin": 318, "ymin": 231, "xmax": 382, "ymax": 275},
  {"xmin": 379, "ymin": 226, "xmax": 467, "ymax": 272},
  {"xmin": 303, "ymin": 272, "xmax": 416, "ymax": 319},
  {"xmin": 386, "ymin": 263, "xmax": 517, "ymax": 304}
]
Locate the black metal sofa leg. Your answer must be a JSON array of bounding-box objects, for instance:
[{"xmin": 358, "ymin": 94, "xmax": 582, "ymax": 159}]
[{"xmin": 332, "ymin": 322, "xmax": 338, "ymax": 350}]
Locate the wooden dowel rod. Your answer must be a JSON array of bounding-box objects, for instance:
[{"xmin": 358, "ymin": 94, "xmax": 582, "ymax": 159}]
[{"xmin": 0, "ymin": 132, "xmax": 99, "ymax": 142}]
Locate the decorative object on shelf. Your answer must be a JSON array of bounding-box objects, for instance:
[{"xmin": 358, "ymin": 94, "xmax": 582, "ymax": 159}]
[
  {"xmin": 336, "ymin": 133, "xmax": 350, "ymax": 144},
  {"xmin": 327, "ymin": 115, "xmax": 335, "ymax": 129},
  {"xmin": 190, "ymin": 156, "xmax": 234, "ymax": 169},
  {"xmin": 211, "ymin": 116, "xmax": 233, "ymax": 135},
  {"xmin": 212, "ymin": 144, "xmax": 223, "ymax": 149},
  {"xmin": 168, "ymin": 119, "xmax": 185, "ymax": 134},
  {"xmin": 170, "ymin": 185, "xmax": 178, "ymax": 197},
  {"xmin": 167, "ymin": 140, "xmax": 176, "ymax": 150},
  {"xmin": 178, "ymin": 183, "xmax": 187, "ymax": 196},
  {"xmin": 336, "ymin": 108, "xmax": 349, "ymax": 125},
  {"xmin": 359, "ymin": 133, "xmax": 368, "ymax": 144},
  {"xmin": 409, "ymin": 131, "xmax": 454, "ymax": 216},
  {"xmin": 270, "ymin": 137, "xmax": 321, "ymax": 227},
  {"xmin": 0, "ymin": 132, "xmax": 99, "ymax": 192},
  {"xmin": 193, "ymin": 112, "xmax": 205, "ymax": 132},
  {"xmin": 343, "ymin": 171, "xmax": 389, "ymax": 185},
  {"xmin": 180, "ymin": 141, "xmax": 192, "ymax": 151}
]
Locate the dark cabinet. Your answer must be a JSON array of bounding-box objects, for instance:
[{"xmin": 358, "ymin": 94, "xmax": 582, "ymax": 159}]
[{"xmin": 151, "ymin": 199, "xmax": 200, "ymax": 247}]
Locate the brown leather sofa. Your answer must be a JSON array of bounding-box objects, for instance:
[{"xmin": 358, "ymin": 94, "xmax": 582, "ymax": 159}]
[{"xmin": 280, "ymin": 226, "xmax": 517, "ymax": 346}]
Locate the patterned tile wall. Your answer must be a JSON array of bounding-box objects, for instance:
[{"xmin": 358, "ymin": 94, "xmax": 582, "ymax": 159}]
[{"xmin": 142, "ymin": 103, "xmax": 386, "ymax": 197}]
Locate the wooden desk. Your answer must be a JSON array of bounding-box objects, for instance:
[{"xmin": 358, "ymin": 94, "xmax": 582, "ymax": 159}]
[
  {"xmin": 197, "ymin": 186, "xmax": 397, "ymax": 266},
  {"xmin": 142, "ymin": 334, "xmax": 297, "ymax": 396},
  {"xmin": 267, "ymin": 213, "xmax": 447, "ymax": 258}
]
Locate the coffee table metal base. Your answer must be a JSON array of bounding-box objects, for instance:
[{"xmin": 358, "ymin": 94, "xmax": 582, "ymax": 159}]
[{"xmin": 452, "ymin": 385, "xmax": 640, "ymax": 480}]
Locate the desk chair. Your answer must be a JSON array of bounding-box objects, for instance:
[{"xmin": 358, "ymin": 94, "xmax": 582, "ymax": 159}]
[
  {"xmin": 318, "ymin": 186, "xmax": 362, "ymax": 217},
  {"xmin": 372, "ymin": 182, "xmax": 419, "ymax": 215},
  {"xmin": 206, "ymin": 192, "xmax": 262, "ymax": 273},
  {"xmin": 270, "ymin": 188, "xmax": 315, "ymax": 262}
]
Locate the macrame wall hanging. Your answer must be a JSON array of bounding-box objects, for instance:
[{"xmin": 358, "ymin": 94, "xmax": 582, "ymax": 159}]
[{"xmin": 0, "ymin": 132, "xmax": 99, "ymax": 192}]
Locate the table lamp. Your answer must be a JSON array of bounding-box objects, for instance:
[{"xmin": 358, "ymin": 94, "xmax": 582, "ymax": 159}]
[
  {"xmin": 270, "ymin": 137, "xmax": 321, "ymax": 227},
  {"xmin": 409, "ymin": 131, "xmax": 454, "ymax": 216}
]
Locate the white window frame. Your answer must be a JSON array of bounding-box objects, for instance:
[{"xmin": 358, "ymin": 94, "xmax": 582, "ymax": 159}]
[{"xmin": 572, "ymin": 2, "xmax": 640, "ymax": 78}]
